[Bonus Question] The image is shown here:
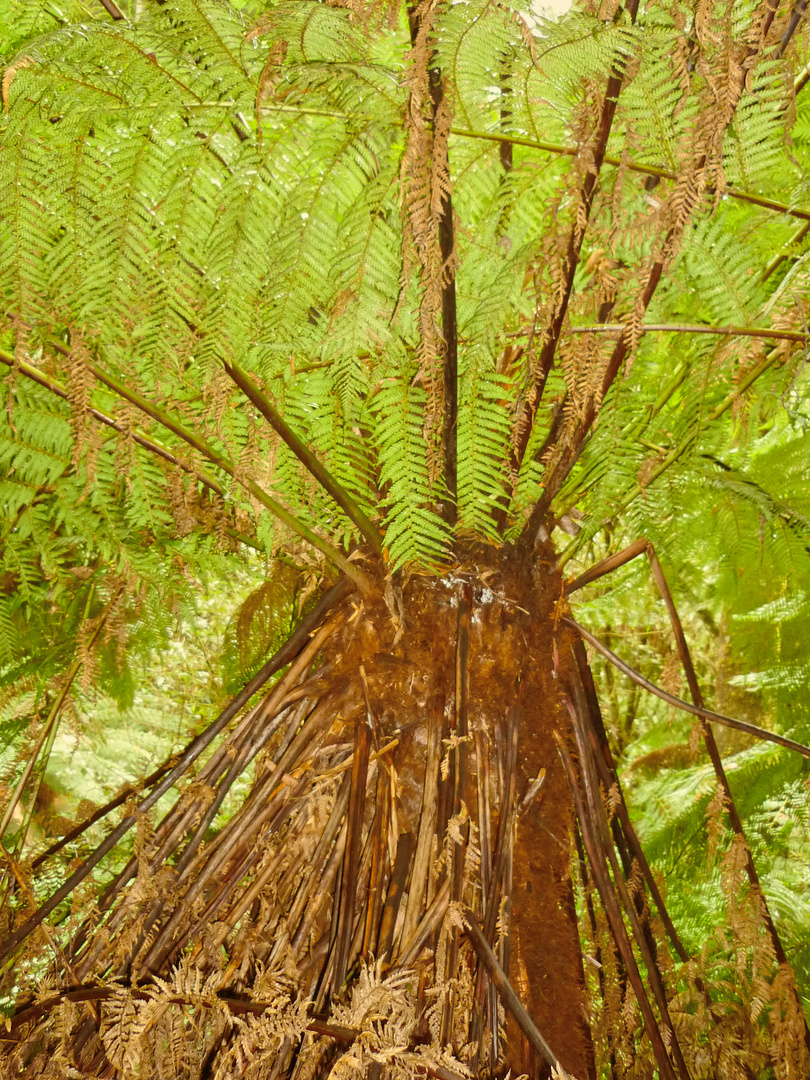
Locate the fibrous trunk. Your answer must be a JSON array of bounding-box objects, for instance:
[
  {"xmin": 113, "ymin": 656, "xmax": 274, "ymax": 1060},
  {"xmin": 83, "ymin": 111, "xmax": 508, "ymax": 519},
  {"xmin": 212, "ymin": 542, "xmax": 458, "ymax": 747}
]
[{"xmin": 6, "ymin": 543, "xmax": 596, "ymax": 1079}]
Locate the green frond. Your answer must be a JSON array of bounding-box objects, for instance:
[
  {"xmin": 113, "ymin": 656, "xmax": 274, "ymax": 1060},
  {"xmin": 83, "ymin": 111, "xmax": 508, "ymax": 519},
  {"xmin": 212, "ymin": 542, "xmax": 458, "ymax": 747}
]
[
  {"xmin": 457, "ymin": 358, "xmax": 513, "ymax": 539},
  {"xmin": 372, "ymin": 370, "xmax": 451, "ymax": 567}
]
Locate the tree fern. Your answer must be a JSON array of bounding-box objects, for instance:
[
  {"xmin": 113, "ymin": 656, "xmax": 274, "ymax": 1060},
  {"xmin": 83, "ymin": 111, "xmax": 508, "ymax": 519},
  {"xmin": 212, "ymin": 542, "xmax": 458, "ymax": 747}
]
[{"xmin": 3, "ymin": 0, "xmax": 810, "ymax": 1076}]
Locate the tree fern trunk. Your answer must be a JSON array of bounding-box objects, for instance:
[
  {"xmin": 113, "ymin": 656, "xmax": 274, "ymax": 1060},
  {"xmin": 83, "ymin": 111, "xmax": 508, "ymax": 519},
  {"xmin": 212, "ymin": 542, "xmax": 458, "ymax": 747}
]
[{"xmin": 4, "ymin": 544, "xmax": 603, "ymax": 1079}]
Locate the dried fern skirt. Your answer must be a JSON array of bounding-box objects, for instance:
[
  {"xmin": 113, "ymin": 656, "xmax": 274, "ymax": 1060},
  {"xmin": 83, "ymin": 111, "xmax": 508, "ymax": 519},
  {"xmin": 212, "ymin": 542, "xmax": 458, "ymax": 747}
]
[{"xmin": 3, "ymin": 547, "xmax": 808, "ymax": 1079}]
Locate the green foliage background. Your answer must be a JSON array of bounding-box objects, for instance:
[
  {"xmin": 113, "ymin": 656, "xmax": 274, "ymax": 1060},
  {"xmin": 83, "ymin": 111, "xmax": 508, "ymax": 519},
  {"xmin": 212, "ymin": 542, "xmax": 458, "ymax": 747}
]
[{"xmin": 1, "ymin": 0, "xmax": 810, "ymax": 1042}]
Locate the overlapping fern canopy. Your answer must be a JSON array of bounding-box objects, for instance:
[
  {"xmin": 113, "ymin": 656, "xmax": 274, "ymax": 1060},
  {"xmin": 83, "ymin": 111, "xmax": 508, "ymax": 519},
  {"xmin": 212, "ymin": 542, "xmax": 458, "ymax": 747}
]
[
  {"xmin": 2, "ymin": 0, "xmax": 810, "ymax": 1041},
  {"xmin": 1, "ymin": 0, "xmax": 808, "ymax": 579}
]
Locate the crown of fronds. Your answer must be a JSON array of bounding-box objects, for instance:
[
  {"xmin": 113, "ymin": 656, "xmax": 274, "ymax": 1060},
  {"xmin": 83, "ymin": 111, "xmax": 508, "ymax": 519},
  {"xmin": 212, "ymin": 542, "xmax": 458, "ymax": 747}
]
[{"xmin": 1, "ymin": 0, "xmax": 809, "ymax": 631}]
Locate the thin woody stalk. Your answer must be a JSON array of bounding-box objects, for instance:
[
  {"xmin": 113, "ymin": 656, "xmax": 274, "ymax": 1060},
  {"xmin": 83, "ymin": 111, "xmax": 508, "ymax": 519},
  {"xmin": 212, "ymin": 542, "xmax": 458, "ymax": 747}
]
[
  {"xmin": 647, "ymin": 547, "xmax": 810, "ymax": 1049},
  {"xmin": 222, "ymin": 358, "xmax": 383, "ymax": 554},
  {"xmin": 564, "ymin": 626, "xmax": 690, "ymax": 963},
  {"xmin": 509, "ymin": 0, "xmax": 641, "ymax": 477},
  {"xmin": 406, "ymin": 0, "xmax": 458, "ymax": 525},
  {"xmin": 566, "ymin": 689, "xmax": 690, "ymax": 1080},
  {"xmin": 606, "ymin": 348, "xmax": 782, "ymax": 534},
  {"xmin": 42, "ymin": 340, "xmax": 372, "ymax": 591},
  {"xmin": 553, "ymin": 345, "xmax": 788, "ymax": 568},
  {"xmin": 563, "ymin": 617, "xmax": 810, "ymax": 760},
  {"xmin": 30, "ymin": 757, "xmax": 178, "ymax": 870},
  {"xmin": 644, "ymin": 551, "xmax": 807, "ymax": 961},
  {"xmin": 0, "ymin": 592, "xmax": 114, "ymax": 845},
  {"xmin": 537, "ymin": 327, "xmax": 803, "ymax": 500},
  {"xmin": 96, "ymin": 0, "xmax": 124, "ymax": 18},
  {"xmin": 568, "ymin": 322, "xmax": 810, "ymax": 343},
  {"xmin": 434, "ymin": 63, "xmax": 459, "ymax": 525},
  {"xmin": 0, "ymin": 348, "xmax": 225, "ymax": 497},
  {"xmin": 532, "ymin": 0, "xmax": 789, "ymax": 520},
  {"xmin": 256, "ymin": 99, "xmax": 810, "ymax": 224},
  {"xmin": 462, "ymin": 907, "xmax": 566, "ymax": 1075},
  {"xmin": 7, "ymin": 357, "xmax": 263, "ymax": 550},
  {"xmin": 213, "ymin": 105, "xmax": 810, "ymax": 224},
  {"xmin": 567, "ymin": 542, "xmax": 810, "ymax": 1045},
  {"xmin": 447, "ymin": 127, "xmax": 810, "ymax": 223},
  {"xmin": 439, "ymin": 181, "xmax": 459, "ymax": 526},
  {"xmin": 0, "ymin": 578, "xmax": 351, "ymax": 964},
  {"xmin": 777, "ymin": 0, "xmax": 808, "ymax": 58},
  {"xmin": 557, "ymin": 739, "xmax": 679, "ymax": 1080}
]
